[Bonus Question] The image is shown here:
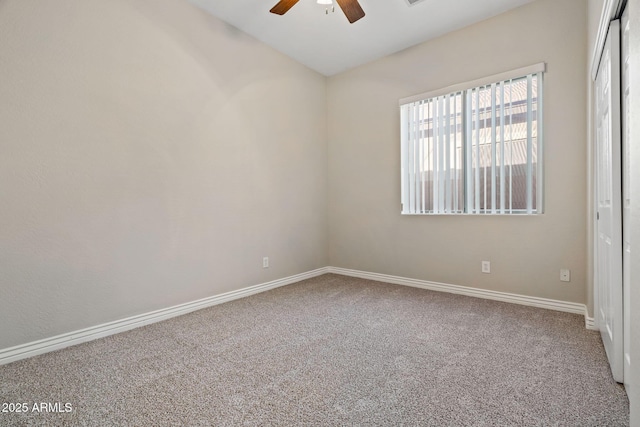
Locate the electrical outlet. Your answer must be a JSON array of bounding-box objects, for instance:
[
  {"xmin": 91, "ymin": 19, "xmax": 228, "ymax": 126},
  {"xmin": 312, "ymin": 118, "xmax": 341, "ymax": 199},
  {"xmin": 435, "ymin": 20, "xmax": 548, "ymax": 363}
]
[
  {"xmin": 263, "ymin": 257, "xmax": 269, "ymax": 268},
  {"xmin": 560, "ymin": 269, "xmax": 571, "ymax": 282},
  {"xmin": 481, "ymin": 261, "xmax": 491, "ymax": 274}
]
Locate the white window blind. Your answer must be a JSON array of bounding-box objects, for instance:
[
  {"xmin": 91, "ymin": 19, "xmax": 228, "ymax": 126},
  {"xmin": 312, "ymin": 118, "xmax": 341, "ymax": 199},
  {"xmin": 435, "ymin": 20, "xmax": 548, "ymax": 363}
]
[{"xmin": 400, "ymin": 64, "xmax": 544, "ymax": 215}]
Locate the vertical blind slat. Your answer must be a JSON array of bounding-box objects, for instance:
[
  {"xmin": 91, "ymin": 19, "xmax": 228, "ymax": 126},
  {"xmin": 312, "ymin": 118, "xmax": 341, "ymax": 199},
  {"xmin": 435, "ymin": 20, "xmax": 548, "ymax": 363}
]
[
  {"xmin": 438, "ymin": 96, "xmax": 443, "ymax": 212},
  {"xmin": 419, "ymin": 100, "xmax": 424, "ymax": 213},
  {"xmin": 410, "ymin": 102, "xmax": 417, "ymax": 213},
  {"xmin": 475, "ymin": 88, "xmax": 480, "ymax": 214},
  {"xmin": 432, "ymin": 97, "xmax": 437, "ymax": 212},
  {"xmin": 536, "ymin": 72, "xmax": 544, "ymax": 213},
  {"xmin": 508, "ymin": 80, "xmax": 513, "ymax": 214},
  {"xmin": 482, "ymin": 86, "xmax": 488, "ymax": 214},
  {"xmin": 406, "ymin": 103, "xmax": 412, "ymax": 213},
  {"xmin": 444, "ymin": 94, "xmax": 452, "ymax": 212},
  {"xmin": 499, "ymin": 82, "xmax": 506, "ymax": 214},
  {"xmin": 427, "ymin": 100, "xmax": 432, "ymax": 212},
  {"xmin": 453, "ymin": 94, "xmax": 458, "ymax": 213},
  {"xmin": 526, "ymin": 75, "xmax": 533, "ymax": 214},
  {"xmin": 491, "ymin": 83, "xmax": 497, "ymax": 213},
  {"xmin": 465, "ymin": 90, "xmax": 473, "ymax": 213},
  {"xmin": 401, "ymin": 105, "xmax": 407, "ymax": 213},
  {"xmin": 416, "ymin": 102, "xmax": 421, "ymax": 212}
]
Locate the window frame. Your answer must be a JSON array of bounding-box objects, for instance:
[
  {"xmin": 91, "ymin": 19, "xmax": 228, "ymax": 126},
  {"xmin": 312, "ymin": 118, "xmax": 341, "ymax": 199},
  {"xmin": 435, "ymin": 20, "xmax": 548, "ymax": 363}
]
[{"xmin": 399, "ymin": 63, "xmax": 545, "ymax": 215}]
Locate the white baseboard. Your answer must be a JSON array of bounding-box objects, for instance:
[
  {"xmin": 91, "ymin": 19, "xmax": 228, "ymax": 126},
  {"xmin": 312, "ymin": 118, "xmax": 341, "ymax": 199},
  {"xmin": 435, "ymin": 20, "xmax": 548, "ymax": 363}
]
[
  {"xmin": 0, "ymin": 267, "xmax": 329, "ymax": 366},
  {"xmin": 585, "ymin": 316, "xmax": 597, "ymax": 330},
  {"xmin": 1, "ymin": 265, "xmax": 594, "ymax": 366},
  {"xmin": 328, "ymin": 266, "xmax": 590, "ymax": 318}
]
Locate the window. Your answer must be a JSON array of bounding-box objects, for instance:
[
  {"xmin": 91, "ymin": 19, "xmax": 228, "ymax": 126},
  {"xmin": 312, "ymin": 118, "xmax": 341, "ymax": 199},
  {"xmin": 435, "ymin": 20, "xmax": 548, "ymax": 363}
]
[{"xmin": 400, "ymin": 64, "xmax": 544, "ymax": 214}]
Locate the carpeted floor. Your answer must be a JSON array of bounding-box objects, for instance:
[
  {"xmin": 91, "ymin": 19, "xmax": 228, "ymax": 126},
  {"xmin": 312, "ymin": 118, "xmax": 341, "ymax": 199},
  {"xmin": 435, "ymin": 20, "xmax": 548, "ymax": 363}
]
[{"xmin": 0, "ymin": 274, "xmax": 629, "ymax": 426}]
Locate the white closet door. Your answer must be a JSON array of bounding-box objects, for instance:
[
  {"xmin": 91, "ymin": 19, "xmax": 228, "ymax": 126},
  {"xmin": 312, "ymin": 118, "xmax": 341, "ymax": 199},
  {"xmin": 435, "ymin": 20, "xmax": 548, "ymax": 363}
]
[
  {"xmin": 621, "ymin": 6, "xmax": 630, "ymax": 388},
  {"xmin": 595, "ymin": 19, "xmax": 623, "ymax": 383}
]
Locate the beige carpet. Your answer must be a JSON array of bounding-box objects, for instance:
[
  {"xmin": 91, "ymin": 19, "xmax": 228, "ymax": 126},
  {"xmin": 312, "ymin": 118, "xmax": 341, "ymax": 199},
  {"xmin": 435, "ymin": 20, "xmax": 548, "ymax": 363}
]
[{"xmin": 0, "ymin": 274, "xmax": 629, "ymax": 426}]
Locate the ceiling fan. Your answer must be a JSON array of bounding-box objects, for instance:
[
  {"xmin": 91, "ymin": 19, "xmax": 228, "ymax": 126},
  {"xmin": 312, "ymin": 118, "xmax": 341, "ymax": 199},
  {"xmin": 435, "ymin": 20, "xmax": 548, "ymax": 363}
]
[{"xmin": 270, "ymin": 0, "xmax": 365, "ymax": 24}]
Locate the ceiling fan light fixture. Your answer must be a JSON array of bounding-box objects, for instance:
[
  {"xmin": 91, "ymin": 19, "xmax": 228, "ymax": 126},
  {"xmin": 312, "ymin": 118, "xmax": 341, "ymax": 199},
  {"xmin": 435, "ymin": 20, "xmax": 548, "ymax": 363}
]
[{"xmin": 270, "ymin": 0, "xmax": 364, "ymax": 24}]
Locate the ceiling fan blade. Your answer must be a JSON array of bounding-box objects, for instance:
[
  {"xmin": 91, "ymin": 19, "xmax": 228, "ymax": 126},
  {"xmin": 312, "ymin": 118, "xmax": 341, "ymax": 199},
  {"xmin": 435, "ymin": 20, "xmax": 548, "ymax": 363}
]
[
  {"xmin": 270, "ymin": 0, "xmax": 300, "ymax": 15},
  {"xmin": 335, "ymin": 0, "xmax": 365, "ymax": 23}
]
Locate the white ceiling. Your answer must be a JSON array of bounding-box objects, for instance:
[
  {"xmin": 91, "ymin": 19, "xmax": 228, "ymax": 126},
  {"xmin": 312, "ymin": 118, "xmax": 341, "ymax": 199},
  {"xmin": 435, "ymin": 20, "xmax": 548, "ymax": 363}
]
[{"xmin": 190, "ymin": 0, "xmax": 535, "ymax": 76}]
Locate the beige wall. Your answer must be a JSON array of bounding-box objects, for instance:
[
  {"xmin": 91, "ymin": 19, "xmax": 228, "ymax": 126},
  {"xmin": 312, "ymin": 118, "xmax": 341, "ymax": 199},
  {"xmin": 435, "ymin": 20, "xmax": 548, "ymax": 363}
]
[
  {"xmin": 327, "ymin": 0, "xmax": 588, "ymax": 303},
  {"xmin": 0, "ymin": 0, "xmax": 328, "ymax": 349},
  {"xmin": 0, "ymin": 0, "xmax": 599, "ymax": 360}
]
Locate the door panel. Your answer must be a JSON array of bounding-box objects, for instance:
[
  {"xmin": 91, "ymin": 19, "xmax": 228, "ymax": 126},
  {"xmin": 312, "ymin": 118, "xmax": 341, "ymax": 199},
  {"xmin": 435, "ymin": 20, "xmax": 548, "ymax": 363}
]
[
  {"xmin": 621, "ymin": 6, "xmax": 630, "ymax": 389},
  {"xmin": 595, "ymin": 19, "xmax": 623, "ymax": 383}
]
